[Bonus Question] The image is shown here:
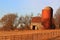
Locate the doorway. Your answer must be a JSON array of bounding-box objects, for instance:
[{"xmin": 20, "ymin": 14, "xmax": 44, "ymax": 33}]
[{"xmin": 32, "ymin": 25, "xmax": 35, "ymax": 30}]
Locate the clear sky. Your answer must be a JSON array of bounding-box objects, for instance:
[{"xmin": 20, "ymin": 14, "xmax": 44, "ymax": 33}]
[{"xmin": 0, "ymin": 0, "xmax": 60, "ymax": 18}]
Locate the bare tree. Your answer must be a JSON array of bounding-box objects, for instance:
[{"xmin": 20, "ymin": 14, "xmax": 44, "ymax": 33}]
[
  {"xmin": 17, "ymin": 16, "xmax": 25, "ymax": 30},
  {"xmin": 24, "ymin": 14, "xmax": 33, "ymax": 30},
  {"xmin": 54, "ymin": 7, "xmax": 60, "ymax": 29},
  {"xmin": 16, "ymin": 13, "xmax": 33, "ymax": 30},
  {"xmin": 1, "ymin": 13, "xmax": 17, "ymax": 31},
  {"xmin": 37, "ymin": 13, "xmax": 42, "ymax": 17}
]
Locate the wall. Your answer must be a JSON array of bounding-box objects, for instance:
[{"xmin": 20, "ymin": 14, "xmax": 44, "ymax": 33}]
[{"xmin": 30, "ymin": 23, "xmax": 43, "ymax": 30}]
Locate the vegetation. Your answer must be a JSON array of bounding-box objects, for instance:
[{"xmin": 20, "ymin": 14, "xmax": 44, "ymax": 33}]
[
  {"xmin": 0, "ymin": 13, "xmax": 33, "ymax": 31},
  {"xmin": 54, "ymin": 7, "xmax": 60, "ymax": 29}
]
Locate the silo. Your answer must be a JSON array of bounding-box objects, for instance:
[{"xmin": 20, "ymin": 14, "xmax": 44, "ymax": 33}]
[{"xmin": 41, "ymin": 6, "xmax": 53, "ymax": 29}]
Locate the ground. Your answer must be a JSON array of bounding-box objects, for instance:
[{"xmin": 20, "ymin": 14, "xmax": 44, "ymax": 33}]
[{"xmin": 0, "ymin": 30, "xmax": 60, "ymax": 40}]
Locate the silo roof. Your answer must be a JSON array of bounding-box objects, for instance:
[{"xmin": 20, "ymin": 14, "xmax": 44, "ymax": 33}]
[{"xmin": 44, "ymin": 6, "xmax": 52, "ymax": 10}]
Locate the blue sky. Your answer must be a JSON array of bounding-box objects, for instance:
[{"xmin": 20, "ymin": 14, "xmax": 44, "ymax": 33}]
[{"xmin": 0, "ymin": 0, "xmax": 60, "ymax": 18}]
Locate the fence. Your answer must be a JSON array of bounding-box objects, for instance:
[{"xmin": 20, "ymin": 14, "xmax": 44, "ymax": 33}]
[{"xmin": 0, "ymin": 30, "xmax": 60, "ymax": 40}]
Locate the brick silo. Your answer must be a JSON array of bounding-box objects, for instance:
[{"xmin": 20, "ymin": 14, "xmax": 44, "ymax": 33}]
[{"xmin": 41, "ymin": 6, "xmax": 53, "ymax": 29}]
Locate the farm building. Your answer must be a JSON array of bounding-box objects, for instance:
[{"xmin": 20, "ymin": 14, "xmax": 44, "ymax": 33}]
[
  {"xmin": 30, "ymin": 16, "xmax": 44, "ymax": 30},
  {"xmin": 30, "ymin": 6, "xmax": 55, "ymax": 30}
]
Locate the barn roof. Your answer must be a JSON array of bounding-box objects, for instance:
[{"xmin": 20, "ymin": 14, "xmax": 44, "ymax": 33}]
[{"xmin": 31, "ymin": 17, "xmax": 41, "ymax": 23}]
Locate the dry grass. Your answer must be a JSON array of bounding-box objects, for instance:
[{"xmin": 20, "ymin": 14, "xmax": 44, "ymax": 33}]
[{"xmin": 0, "ymin": 30, "xmax": 60, "ymax": 40}]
